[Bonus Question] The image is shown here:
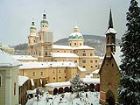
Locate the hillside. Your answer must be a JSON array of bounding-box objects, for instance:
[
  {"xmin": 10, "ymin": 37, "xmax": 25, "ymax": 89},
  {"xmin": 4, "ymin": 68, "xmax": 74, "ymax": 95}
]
[
  {"xmin": 54, "ymin": 35, "xmax": 120, "ymax": 56},
  {"xmin": 13, "ymin": 35, "xmax": 121, "ymax": 56}
]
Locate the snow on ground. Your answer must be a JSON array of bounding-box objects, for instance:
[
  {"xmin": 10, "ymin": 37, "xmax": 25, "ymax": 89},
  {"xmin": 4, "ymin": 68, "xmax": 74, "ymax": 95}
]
[{"xmin": 26, "ymin": 92, "xmax": 100, "ymax": 105}]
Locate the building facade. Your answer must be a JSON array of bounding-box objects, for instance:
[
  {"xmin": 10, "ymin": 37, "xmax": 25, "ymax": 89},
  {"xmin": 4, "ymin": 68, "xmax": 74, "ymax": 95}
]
[
  {"xmin": 0, "ymin": 49, "xmax": 20, "ymax": 105},
  {"xmin": 27, "ymin": 13, "xmax": 101, "ymax": 77},
  {"xmin": 99, "ymin": 10, "xmax": 120, "ymax": 105}
]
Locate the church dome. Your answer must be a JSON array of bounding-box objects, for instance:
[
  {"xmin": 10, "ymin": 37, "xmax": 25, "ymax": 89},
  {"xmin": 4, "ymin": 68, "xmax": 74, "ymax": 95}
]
[{"xmin": 69, "ymin": 26, "xmax": 83, "ymax": 40}]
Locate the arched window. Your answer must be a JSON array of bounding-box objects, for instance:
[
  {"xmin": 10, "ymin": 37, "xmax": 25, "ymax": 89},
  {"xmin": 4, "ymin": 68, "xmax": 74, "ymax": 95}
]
[{"xmin": 0, "ymin": 74, "xmax": 2, "ymax": 87}]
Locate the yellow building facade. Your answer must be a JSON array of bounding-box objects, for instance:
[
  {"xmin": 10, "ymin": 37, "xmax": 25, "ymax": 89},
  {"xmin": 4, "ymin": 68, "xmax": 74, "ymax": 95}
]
[
  {"xmin": 25, "ymin": 13, "xmax": 101, "ymax": 83},
  {"xmin": 19, "ymin": 62, "xmax": 78, "ymax": 83}
]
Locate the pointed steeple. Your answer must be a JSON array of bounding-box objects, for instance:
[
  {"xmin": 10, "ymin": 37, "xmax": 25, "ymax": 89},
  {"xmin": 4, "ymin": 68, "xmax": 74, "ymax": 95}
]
[{"xmin": 108, "ymin": 9, "xmax": 113, "ymax": 29}]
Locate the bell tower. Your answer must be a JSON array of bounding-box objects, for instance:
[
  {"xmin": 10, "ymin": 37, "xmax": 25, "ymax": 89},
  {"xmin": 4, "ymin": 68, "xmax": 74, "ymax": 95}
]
[
  {"xmin": 40, "ymin": 13, "xmax": 48, "ymax": 32},
  {"xmin": 38, "ymin": 12, "xmax": 53, "ymax": 61},
  {"xmin": 28, "ymin": 21, "xmax": 37, "ymax": 56},
  {"xmin": 106, "ymin": 9, "xmax": 116, "ymax": 57}
]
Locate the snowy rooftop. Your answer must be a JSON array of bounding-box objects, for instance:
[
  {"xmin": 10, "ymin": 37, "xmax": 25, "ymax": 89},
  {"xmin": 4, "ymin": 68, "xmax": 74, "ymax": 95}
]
[
  {"xmin": 46, "ymin": 81, "xmax": 71, "ymax": 88},
  {"xmin": 18, "ymin": 75, "xmax": 29, "ymax": 86},
  {"xmin": 81, "ymin": 77, "xmax": 100, "ymax": 84},
  {"xmin": 0, "ymin": 50, "xmax": 20, "ymax": 67},
  {"xmin": 78, "ymin": 66, "xmax": 86, "ymax": 71},
  {"xmin": 20, "ymin": 61, "xmax": 77, "ymax": 69},
  {"xmin": 106, "ymin": 28, "xmax": 117, "ymax": 34},
  {"xmin": 53, "ymin": 45, "xmax": 94, "ymax": 50},
  {"xmin": 92, "ymin": 69, "xmax": 99, "ymax": 74},
  {"xmin": 112, "ymin": 46, "xmax": 122, "ymax": 68},
  {"xmin": 12, "ymin": 55, "xmax": 37, "ymax": 61},
  {"xmin": 51, "ymin": 53, "xmax": 79, "ymax": 58},
  {"xmin": 46, "ymin": 78, "xmax": 99, "ymax": 88}
]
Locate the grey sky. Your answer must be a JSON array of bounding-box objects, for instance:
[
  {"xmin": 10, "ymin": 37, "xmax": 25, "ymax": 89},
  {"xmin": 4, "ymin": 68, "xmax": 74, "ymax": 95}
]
[{"xmin": 0, "ymin": 0, "xmax": 131, "ymax": 45}]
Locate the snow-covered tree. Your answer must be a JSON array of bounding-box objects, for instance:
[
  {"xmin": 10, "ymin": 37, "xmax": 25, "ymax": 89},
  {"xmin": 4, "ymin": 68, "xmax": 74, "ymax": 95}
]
[
  {"xmin": 119, "ymin": 0, "xmax": 140, "ymax": 104},
  {"xmin": 70, "ymin": 74, "xmax": 86, "ymax": 97}
]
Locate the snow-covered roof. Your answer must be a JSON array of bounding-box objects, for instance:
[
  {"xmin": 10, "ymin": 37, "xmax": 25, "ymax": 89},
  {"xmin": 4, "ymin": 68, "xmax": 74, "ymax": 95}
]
[
  {"xmin": 51, "ymin": 53, "xmax": 79, "ymax": 58},
  {"xmin": 112, "ymin": 46, "xmax": 122, "ymax": 68},
  {"xmin": 81, "ymin": 77, "xmax": 100, "ymax": 84},
  {"xmin": 53, "ymin": 45, "xmax": 72, "ymax": 49},
  {"xmin": 46, "ymin": 81, "xmax": 71, "ymax": 88},
  {"xmin": 78, "ymin": 66, "xmax": 86, "ymax": 71},
  {"xmin": 12, "ymin": 55, "xmax": 37, "ymax": 61},
  {"xmin": 20, "ymin": 61, "xmax": 77, "ymax": 69},
  {"xmin": 72, "ymin": 45, "xmax": 94, "ymax": 50},
  {"xmin": 18, "ymin": 75, "xmax": 29, "ymax": 86},
  {"xmin": 92, "ymin": 69, "xmax": 99, "ymax": 74},
  {"xmin": 106, "ymin": 28, "xmax": 117, "ymax": 34},
  {"xmin": 0, "ymin": 50, "xmax": 20, "ymax": 67},
  {"xmin": 27, "ymin": 89, "xmax": 36, "ymax": 94},
  {"xmin": 53, "ymin": 45, "xmax": 94, "ymax": 50}
]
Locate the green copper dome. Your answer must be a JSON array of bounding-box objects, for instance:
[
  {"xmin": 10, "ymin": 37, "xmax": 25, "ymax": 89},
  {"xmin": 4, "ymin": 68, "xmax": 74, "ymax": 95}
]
[
  {"xmin": 41, "ymin": 20, "xmax": 48, "ymax": 24},
  {"xmin": 69, "ymin": 32, "xmax": 83, "ymax": 40}
]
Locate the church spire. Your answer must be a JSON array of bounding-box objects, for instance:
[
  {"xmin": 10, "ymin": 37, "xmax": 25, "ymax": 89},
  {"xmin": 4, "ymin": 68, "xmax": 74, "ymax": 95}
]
[{"xmin": 108, "ymin": 9, "xmax": 113, "ymax": 29}]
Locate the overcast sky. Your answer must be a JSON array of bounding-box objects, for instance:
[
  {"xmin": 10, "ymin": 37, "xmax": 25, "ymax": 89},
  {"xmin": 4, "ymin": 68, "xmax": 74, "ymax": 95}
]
[{"xmin": 0, "ymin": 0, "xmax": 133, "ymax": 45}]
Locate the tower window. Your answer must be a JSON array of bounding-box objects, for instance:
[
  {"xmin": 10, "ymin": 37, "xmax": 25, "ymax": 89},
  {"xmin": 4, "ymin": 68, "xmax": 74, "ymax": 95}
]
[
  {"xmin": 90, "ymin": 53, "xmax": 93, "ymax": 56},
  {"xmin": 74, "ymin": 43, "xmax": 76, "ymax": 45},
  {"xmin": 107, "ymin": 37, "xmax": 109, "ymax": 43},
  {"xmin": 83, "ymin": 66, "xmax": 85, "ymax": 68},
  {"xmin": 0, "ymin": 75, "xmax": 2, "ymax": 87},
  {"xmin": 90, "ymin": 60, "xmax": 93, "ymax": 63},
  {"xmin": 70, "ymin": 43, "xmax": 71, "ymax": 46},
  {"xmin": 59, "ymin": 77, "xmax": 61, "ymax": 79},
  {"xmin": 82, "ymin": 60, "xmax": 86, "ymax": 63},
  {"xmin": 33, "ymin": 72, "xmax": 36, "ymax": 76},
  {"xmin": 41, "ymin": 72, "xmax": 43, "ymax": 76},
  {"xmin": 95, "ymin": 60, "xmax": 98, "ymax": 63},
  {"xmin": 91, "ymin": 66, "xmax": 93, "ymax": 68},
  {"xmin": 112, "ymin": 64, "xmax": 114, "ymax": 67},
  {"xmin": 83, "ymin": 53, "xmax": 86, "ymax": 56},
  {"xmin": 14, "ymin": 83, "xmax": 16, "ymax": 95}
]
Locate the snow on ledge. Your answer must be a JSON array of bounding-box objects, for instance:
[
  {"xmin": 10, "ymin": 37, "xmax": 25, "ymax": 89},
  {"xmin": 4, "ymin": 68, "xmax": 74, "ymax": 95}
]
[{"xmin": 18, "ymin": 75, "xmax": 29, "ymax": 86}]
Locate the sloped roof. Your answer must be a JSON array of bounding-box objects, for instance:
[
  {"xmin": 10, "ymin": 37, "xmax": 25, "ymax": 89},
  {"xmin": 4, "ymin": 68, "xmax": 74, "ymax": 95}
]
[
  {"xmin": 0, "ymin": 50, "xmax": 20, "ymax": 67},
  {"xmin": 18, "ymin": 75, "xmax": 29, "ymax": 86},
  {"xmin": 51, "ymin": 53, "xmax": 79, "ymax": 58},
  {"xmin": 112, "ymin": 46, "xmax": 122, "ymax": 68},
  {"xmin": 53, "ymin": 45, "xmax": 94, "ymax": 50},
  {"xmin": 20, "ymin": 61, "xmax": 77, "ymax": 69}
]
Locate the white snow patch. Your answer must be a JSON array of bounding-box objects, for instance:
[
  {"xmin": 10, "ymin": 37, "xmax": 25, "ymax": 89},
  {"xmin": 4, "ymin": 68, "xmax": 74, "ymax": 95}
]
[
  {"xmin": 51, "ymin": 53, "xmax": 79, "ymax": 58},
  {"xmin": 18, "ymin": 76, "xmax": 29, "ymax": 86}
]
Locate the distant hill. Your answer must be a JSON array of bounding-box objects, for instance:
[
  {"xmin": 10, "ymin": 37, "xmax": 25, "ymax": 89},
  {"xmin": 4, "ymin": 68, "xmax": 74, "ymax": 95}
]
[
  {"xmin": 54, "ymin": 35, "xmax": 121, "ymax": 56},
  {"xmin": 13, "ymin": 35, "xmax": 121, "ymax": 56}
]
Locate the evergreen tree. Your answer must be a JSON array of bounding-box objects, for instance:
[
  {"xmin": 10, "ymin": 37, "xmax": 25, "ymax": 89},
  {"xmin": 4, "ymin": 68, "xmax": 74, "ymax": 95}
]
[
  {"xmin": 119, "ymin": 0, "xmax": 140, "ymax": 104},
  {"xmin": 70, "ymin": 74, "xmax": 85, "ymax": 97}
]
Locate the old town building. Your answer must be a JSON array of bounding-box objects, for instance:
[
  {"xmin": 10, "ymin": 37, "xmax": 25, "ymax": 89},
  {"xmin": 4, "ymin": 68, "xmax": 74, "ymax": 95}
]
[
  {"xmin": 27, "ymin": 13, "xmax": 101, "ymax": 76},
  {"xmin": 99, "ymin": 10, "xmax": 121, "ymax": 105}
]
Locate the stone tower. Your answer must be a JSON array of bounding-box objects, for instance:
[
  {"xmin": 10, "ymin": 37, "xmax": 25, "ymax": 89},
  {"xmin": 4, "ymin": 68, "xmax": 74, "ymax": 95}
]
[
  {"xmin": 106, "ymin": 10, "xmax": 116, "ymax": 57},
  {"xmin": 38, "ymin": 13, "xmax": 53, "ymax": 61},
  {"xmin": 28, "ymin": 21, "xmax": 37, "ymax": 56},
  {"xmin": 68, "ymin": 26, "xmax": 84, "ymax": 47},
  {"xmin": 99, "ymin": 10, "xmax": 120, "ymax": 105}
]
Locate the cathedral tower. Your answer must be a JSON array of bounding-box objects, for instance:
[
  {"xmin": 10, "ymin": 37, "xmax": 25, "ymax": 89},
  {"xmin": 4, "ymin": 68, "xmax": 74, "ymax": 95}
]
[
  {"xmin": 106, "ymin": 10, "xmax": 116, "ymax": 57},
  {"xmin": 40, "ymin": 13, "xmax": 48, "ymax": 32},
  {"xmin": 38, "ymin": 13, "xmax": 53, "ymax": 61},
  {"xmin": 68, "ymin": 26, "xmax": 84, "ymax": 47},
  {"xmin": 28, "ymin": 21, "xmax": 37, "ymax": 55}
]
